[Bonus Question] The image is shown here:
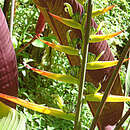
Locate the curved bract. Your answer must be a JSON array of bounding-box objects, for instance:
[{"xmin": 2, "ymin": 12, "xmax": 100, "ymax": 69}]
[
  {"xmin": 0, "ymin": 93, "xmax": 75, "ymax": 121},
  {"xmin": 92, "ymin": 5, "xmax": 115, "ymax": 17},
  {"xmin": 89, "ymin": 31, "xmax": 123, "ymax": 43},
  {"xmin": 85, "ymin": 93, "xmax": 130, "ymax": 102},
  {"xmin": 87, "ymin": 58, "xmax": 130, "ymax": 70},
  {"xmin": 25, "ymin": 64, "xmax": 79, "ymax": 85},
  {"xmin": 49, "ymin": 12, "xmax": 81, "ymax": 30},
  {"xmin": 37, "ymin": 37, "xmax": 79, "ymax": 55}
]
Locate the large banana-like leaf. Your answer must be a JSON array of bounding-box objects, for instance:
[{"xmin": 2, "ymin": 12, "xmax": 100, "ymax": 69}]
[
  {"xmin": 0, "ymin": 101, "xmax": 27, "ymax": 130},
  {"xmin": 25, "ymin": 64, "xmax": 79, "ymax": 85},
  {"xmin": 0, "ymin": 8, "xmax": 18, "ymax": 108},
  {"xmin": 0, "ymin": 93, "xmax": 75, "ymax": 121},
  {"xmin": 35, "ymin": 12, "xmax": 45, "ymax": 35},
  {"xmin": 37, "ymin": 37, "xmax": 79, "ymax": 55}
]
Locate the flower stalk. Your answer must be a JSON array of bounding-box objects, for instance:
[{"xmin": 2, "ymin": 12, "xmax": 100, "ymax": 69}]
[{"xmin": 74, "ymin": 0, "xmax": 92, "ymax": 129}]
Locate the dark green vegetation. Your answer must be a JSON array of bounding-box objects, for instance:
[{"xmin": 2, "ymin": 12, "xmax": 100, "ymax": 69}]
[{"xmin": 0, "ymin": 0, "xmax": 129, "ymax": 129}]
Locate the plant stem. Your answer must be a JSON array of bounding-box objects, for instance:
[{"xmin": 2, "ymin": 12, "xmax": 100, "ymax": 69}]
[
  {"xmin": 114, "ymin": 109, "xmax": 130, "ymax": 130},
  {"xmin": 10, "ymin": 0, "xmax": 15, "ymax": 38},
  {"xmin": 74, "ymin": 0, "xmax": 92, "ymax": 129},
  {"xmin": 126, "ymin": 119, "xmax": 130, "ymax": 130},
  {"xmin": 16, "ymin": 36, "xmax": 36, "ymax": 55},
  {"xmin": 90, "ymin": 39, "xmax": 130, "ymax": 130}
]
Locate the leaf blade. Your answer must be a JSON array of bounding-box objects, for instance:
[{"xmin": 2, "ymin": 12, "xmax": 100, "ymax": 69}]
[{"xmin": 0, "ymin": 101, "xmax": 26, "ymax": 130}]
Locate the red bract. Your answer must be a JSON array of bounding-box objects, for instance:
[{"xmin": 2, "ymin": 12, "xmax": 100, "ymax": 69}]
[{"xmin": 0, "ymin": 9, "xmax": 18, "ymax": 108}]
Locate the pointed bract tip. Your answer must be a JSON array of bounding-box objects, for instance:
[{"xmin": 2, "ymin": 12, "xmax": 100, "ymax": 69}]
[
  {"xmin": 104, "ymin": 5, "xmax": 115, "ymax": 12},
  {"xmin": 49, "ymin": 12, "xmax": 62, "ymax": 21}
]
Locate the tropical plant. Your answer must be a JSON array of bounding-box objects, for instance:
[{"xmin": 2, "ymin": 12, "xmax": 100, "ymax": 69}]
[{"xmin": 0, "ymin": 0, "xmax": 130, "ymax": 130}]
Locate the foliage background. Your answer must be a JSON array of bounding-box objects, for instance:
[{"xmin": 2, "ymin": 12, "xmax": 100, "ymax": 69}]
[{"xmin": 0, "ymin": 0, "xmax": 129, "ymax": 129}]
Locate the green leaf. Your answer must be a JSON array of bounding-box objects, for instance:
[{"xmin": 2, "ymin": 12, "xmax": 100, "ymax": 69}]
[
  {"xmin": 87, "ymin": 52, "xmax": 96, "ymax": 63},
  {"xmin": 85, "ymin": 82, "xmax": 98, "ymax": 94},
  {"xmin": 94, "ymin": 21, "xmax": 105, "ymax": 35},
  {"xmin": 85, "ymin": 82, "xmax": 101, "ymax": 94},
  {"xmin": 52, "ymin": 94, "xmax": 64, "ymax": 109},
  {"xmin": 95, "ymin": 51, "xmax": 105, "ymax": 61},
  {"xmin": 32, "ymin": 38, "xmax": 45, "ymax": 48},
  {"xmin": 0, "ymin": 101, "xmax": 27, "ymax": 130}
]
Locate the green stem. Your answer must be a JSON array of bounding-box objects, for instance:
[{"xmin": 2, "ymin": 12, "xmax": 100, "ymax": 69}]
[
  {"xmin": 114, "ymin": 109, "xmax": 130, "ymax": 130},
  {"xmin": 90, "ymin": 40, "xmax": 130, "ymax": 130},
  {"xmin": 74, "ymin": 0, "xmax": 92, "ymax": 129}
]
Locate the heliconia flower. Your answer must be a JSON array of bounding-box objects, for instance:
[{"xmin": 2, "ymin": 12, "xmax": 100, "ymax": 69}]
[
  {"xmin": 53, "ymin": 94, "xmax": 64, "ymax": 109},
  {"xmin": 64, "ymin": 3, "xmax": 74, "ymax": 17},
  {"xmin": 49, "ymin": 12, "xmax": 81, "ymax": 30},
  {"xmin": 89, "ymin": 31, "xmax": 123, "ymax": 43},
  {"xmin": 92, "ymin": 5, "xmax": 115, "ymax": 17},
  {"xmin": 0, "ymin": 93, "xmax": 75, "ymax": 121},
  {"xmin": 37, "ymin": 37, "xmax": 79, "ymax": 55},
  {"xmin": 85, "ymin": 93, "xmax": 130, "ymax": 102},
  {"xmin": 25, "ymin": 64, "xmax": 79, "ymax": 85},
  {"xmin": 87, "ymin": 58, "xmax": 130, "ymax": 70},
  {"xmin": 95, "ymin": 51, "xmax": 105, "ymax": 61}
]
